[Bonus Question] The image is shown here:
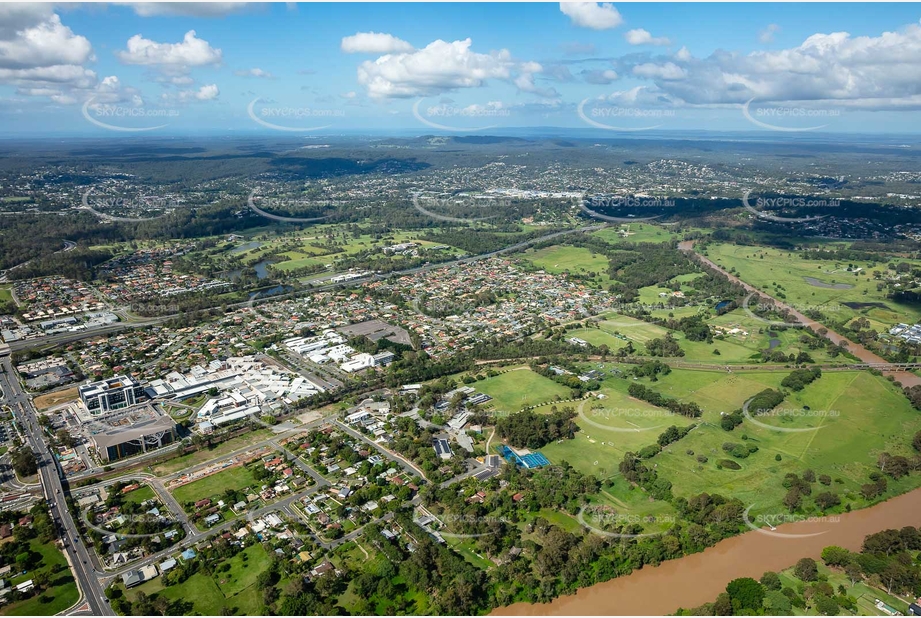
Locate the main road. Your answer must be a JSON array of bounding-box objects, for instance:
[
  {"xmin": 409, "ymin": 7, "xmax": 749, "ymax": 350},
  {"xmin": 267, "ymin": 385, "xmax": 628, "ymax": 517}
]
[{"xmin": 0, "ymin": 356, "xmax": 114, "ymax": 616}]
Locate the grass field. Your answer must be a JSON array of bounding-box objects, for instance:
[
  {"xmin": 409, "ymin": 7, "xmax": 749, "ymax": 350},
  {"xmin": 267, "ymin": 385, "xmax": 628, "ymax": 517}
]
[
  {"xmin": 0, "ymin": 286, "xmax": 13, "ymax": 305},
  {"xmin": 475, "ymin": 368, "xmax": 572, "ymax": 415},
  {"xmin": 1, "ymin": 539, "xmax": 79, "ymax": 616},
  {"xmin": 650, "ymin": 369, "xmax": 921, "ymax": 514},
  {"xmin": 124, "ymin": 547, "xmax": 272, "ymax": 616},
  {"xmin": 541, "ymin": 378, "xmax": 696, "ymax": 478},
  {"xmin": 591, "ymin": 223, "xmax": 680, "ymax": 244},
  {"xmin": 170, "ymin": 464, "xmax": 260, "ymax": 507},
  {"xmin": 704, "ymin": 242, "xmax": 921, "ymax": 330},
  {"xmin": 524, "ymin": 245, "xmax": 614, "ymax": 287},
  {"xmin": 151, "ymin": 428, "xmax": 273, "ymax": 476}
]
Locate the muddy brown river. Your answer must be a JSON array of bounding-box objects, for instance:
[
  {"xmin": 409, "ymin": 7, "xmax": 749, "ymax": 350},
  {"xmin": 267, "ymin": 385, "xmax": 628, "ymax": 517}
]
[{"xmin": 493, "ymin": 489, "xmax": 921, "ymax": 616}]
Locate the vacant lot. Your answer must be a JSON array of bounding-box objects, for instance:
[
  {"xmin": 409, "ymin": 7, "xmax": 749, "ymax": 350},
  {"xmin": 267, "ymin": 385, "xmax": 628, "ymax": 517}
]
[{"xmin": 33, "ymin": 387, "xmax": 79, "ymax": 411}]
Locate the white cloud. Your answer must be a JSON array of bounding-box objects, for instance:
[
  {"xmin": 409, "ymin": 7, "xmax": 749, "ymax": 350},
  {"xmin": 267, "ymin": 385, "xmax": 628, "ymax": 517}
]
[
  {"xmin": 559, "ymin": 2, "xmax": 623, "ymax": 30},
  {"xmin": 759, "ymin": 24, "xmax": 781, "ymax": 44},
  {"xmin": 625, "ymin": 28, "xmax": 671, "ymax": 46},
  {"xmin": 632, "ymin": 62, "xmax": 686, "ymax": 80},
  {"xmin": 120, "ymin": 3, "xmax": 254, "ymax": 17},
  {"xmin": 192, "ymin": 83, "xmax": 219, "ymax": 100},
  {"xmin": 234, "ymin": 67, "xmax": 273, "ymax": 78},
  {"xmin": 0, "ymin": 6, "xmax": 131, "ymax": 106},
  {"xmin": 628, "ymin": 20, "xmax": 921, "ymax": 110},
  {"xmin": 582, "ymin": 69, "xmax": 619, "ymax": 84},
  {"xmin": 675, "ymin": 46, "xmax": 692, "ymax": 61},
  {"xmin": 357, "ymin": 38, "xmax": 516, "ymax": 98},
  {"xmin": 163, "ymin": 83, "xmax": 219, "ymax": 104},
  {"xmin": 117, "ymin": 30, "xmax": 222, "ymax": 70},
  {"xmin": 341, "ymin": 32, "xmax": 414, "ymax": 54},
  {"xmin": 0, "ymin": 8, "xmax": 94, "ymax": 70}
]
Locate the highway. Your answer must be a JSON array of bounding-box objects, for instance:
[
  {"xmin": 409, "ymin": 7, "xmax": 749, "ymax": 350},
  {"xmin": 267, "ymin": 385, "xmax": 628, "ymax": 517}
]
[{"xmin": 0, "ymin": 356, "xmax": 114, "ymax": 616}]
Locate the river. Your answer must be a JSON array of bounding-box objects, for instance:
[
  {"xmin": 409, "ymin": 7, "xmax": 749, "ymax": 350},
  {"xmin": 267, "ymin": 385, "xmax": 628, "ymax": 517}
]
[{"xmin": 493, "ymin": 488, "xmax": 921, "ymax": 616}]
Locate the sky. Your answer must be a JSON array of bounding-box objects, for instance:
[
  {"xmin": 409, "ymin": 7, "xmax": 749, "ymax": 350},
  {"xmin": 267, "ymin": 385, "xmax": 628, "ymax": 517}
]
[{"xmin": 2, "ymin": 2, "xmax": 921, "ymax": 136}]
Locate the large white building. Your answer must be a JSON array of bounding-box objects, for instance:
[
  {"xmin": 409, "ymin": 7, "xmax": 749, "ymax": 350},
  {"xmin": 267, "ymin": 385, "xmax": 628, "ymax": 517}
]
[{"xmin": 79, "ymin": 375, "xmax": 146, "ymax": 415}]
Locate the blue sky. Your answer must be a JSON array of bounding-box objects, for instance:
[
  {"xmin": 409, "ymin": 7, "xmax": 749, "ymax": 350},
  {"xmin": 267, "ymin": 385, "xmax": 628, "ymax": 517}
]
[{"xmin": 3, "ymin": 2, "xmax": 921, "ymax": 135}]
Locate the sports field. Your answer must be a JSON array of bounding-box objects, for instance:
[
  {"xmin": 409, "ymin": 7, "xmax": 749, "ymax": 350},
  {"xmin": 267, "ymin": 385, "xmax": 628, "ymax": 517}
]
[{"xmin": 475, "ymin": 368, "xmax": 572, "ymax": 415}]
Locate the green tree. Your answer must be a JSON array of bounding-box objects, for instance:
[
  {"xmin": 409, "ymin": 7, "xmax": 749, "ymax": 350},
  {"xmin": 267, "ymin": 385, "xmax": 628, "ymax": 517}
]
[{"xmin": 726, "ymin": 577, "xmax": 765, "ymax": 611}]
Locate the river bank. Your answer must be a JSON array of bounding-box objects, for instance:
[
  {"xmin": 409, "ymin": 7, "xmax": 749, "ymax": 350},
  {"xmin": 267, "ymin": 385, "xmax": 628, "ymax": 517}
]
[{"xmin": 493, "ymin": 488, "xmax": 921, "ymax": 616}]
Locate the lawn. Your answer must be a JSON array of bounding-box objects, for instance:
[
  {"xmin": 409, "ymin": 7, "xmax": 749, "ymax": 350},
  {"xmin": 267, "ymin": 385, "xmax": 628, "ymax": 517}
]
[
  {"xmin": 2, "ymin": 539, "xmax": 78, "ymax": 616},
  {"xmin": 541, "ymin": 379, "xmax": 697, "ymax": 478},
  {"xmin": 2, "ymin": 574, "xmax": 78, "ymax": 616},
  {"xmin": 526, "ymin": 245, "xmax": 610, "ymax": 275},
  {"xmin": 474, "ymin": 368, "xmax": 573, "ymax": 415},
  {"xmin": 704, "ymin": 242, "xmax": 921, "ymax": 330},
  {"xmin": 124, "ymin": 545, "xmax": 273, "ymax": 615},
  {"xmin": 0, "ymin": 286, "xmax": 13, "ymax": 305},
  {"xmin": 563, "ymin": 327, "xmax": 630, "ymax": 351},
  {"xmin": 120, "ymin": 484, "xmax": 156, "ymax": 506},
  {"xmin": 651, "ymin": 369, "xmax": 921, "ymax": 514},
  {"xmin": 777, "ymin": 560, "xmax": 910, "ymax": 616},
  {"xmin": 592, "ymin": 223, "xmax": 680, "ymax": 244},
  {"xmin": 170, "ymin": 464, "xmax": 260, "ymax": 507},
  {"xmin": 212, "ymin": 544, "xmax": 271, "ymax": 597}
]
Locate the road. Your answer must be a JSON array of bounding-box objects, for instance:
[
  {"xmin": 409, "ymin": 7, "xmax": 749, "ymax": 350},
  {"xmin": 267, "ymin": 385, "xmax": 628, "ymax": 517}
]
[
  {"xmin": 679, "ymin": 240, "xmax": 921, "ymax": 388},
  {"xmin": 0, "ymin": 356, "xmax": 114, "ymax": 616}
]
